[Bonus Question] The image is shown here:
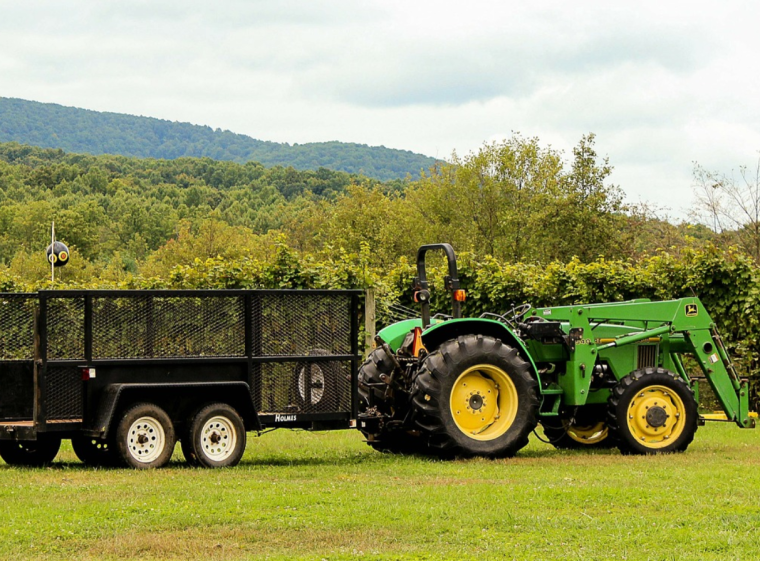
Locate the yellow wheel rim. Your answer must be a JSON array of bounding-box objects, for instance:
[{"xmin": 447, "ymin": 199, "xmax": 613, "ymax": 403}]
[
  {"xmin": 565, "ymin": 421, "xmax": 608, "ymax": 445},
  {"xmin": 626, "ymin": 385, "xmax": 686, "ymax": 449},
  {"xmin": 449, "ymin": 364, "xmax": 518, "ymax": 441}
]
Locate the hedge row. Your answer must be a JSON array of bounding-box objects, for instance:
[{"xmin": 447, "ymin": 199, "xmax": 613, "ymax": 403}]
[{"xmin": 2, "ymin": 243, "xmax": 758, "ymax": 406}]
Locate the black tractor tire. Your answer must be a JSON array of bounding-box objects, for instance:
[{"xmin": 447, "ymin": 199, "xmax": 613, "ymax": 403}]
[
  {"xmin": 411, "ymin": 335, "xmax": 539, "ymax": 458},
  {"xmin": 71, "ymin": 435, "xmax": 119, "ymax": 467},
  {"xmin": 608, "ymin": 367, "xmax": 698, "ymax": 455},
  {"xmin": 357, "ymin": 346, "xmax": 397, "ymax": 414},
  {"xmin": 541, "ymin": 405, "xmax": 615, "ymax": 450},
  {"xmin": 182, "ymin": 403, "xmax": 246, "ymax": 468},
  {"xmin": 364, "ymin": 428, "xmax": 440, "ymax": 456},
  {"xmin": 0, "ymin": 435, "xmax": 61, "ymax": 467},
  {"xmin": 292, "ymin": 349, "xmax": 339, "ymax": 412},
  {"xmin": 114, "ymin": 403, "xmax": 176, "ymax": 469}
]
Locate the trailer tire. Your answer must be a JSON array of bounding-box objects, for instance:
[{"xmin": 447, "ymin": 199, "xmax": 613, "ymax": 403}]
[
  {"xmin": 292, "ymin": 349, "xmax": 339, "ymax": 412},
  {"xmin": 71, "ymin": 435, "xmax": 118, "ymax": 467},
  {"xmin": 412, "ymin": 335, "xmax": 539, "ymax": 458},
  {"xmin": 541, "ymin": 405, "xmax": 614, "ymax": 450},
  {"xmin": 0, "ymin": 435, "xmax": 61, "ymax": 467},
  {"xmin": 114, "ymin": 403, "xmax": 176, "ymax": 469},
  {"xmin": 182, "ymin": 403, "xmax": 246, "ymax": 468},
  {"xmin": 608, "ymin": 368, "xmax": 698, "ymax": 455}
]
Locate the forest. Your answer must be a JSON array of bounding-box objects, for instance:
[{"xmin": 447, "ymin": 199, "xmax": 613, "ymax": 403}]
[
  {"xmin": 1, "ymin": 133, "xmax": 759, "ymax": 405},
  {"xmin": 0, "ymin": 97, "xmax": 438, "ymax": 181}
]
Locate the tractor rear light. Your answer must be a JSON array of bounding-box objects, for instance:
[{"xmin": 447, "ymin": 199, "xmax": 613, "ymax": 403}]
[
  {"xmin": 453, "ymin": 289, "xmax": 466, "ymax": 302},
  {"xmin": 81, "ymin": 367, "xmax": 96, "ymax": 380}
]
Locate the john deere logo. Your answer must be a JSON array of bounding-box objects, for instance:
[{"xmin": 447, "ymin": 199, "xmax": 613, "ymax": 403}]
[{"xmin": 685, "ymin": 304, "xmax": 698, "ymax": 317}]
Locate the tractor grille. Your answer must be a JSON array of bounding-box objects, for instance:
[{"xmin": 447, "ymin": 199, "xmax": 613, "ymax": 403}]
[{"xmin": 637, "ymin": 345, "xmax": 659, "ymax": 369}]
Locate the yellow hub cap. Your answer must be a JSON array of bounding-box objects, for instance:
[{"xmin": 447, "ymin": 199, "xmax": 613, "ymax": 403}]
[
  {"xmin": 626, "ymin": 385, "xmax": 685, "ymax": 449},
  {"xmin": 450, "ymin": 364, "xmax": 518, "ymax": 441},
  {"xmin": 565, "ymin": 421, "xmax": 608, "ymax": 445}
]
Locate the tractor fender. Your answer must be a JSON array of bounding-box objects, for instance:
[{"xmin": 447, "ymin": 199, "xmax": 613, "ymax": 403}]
[{"xmin": 421, "ymin": 318, "xmax": 542, "ymax": 385}]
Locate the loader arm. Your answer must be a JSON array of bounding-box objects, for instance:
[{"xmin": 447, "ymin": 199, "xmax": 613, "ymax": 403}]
[{"xmin": 530, "ymin": 297, "xmax": 755, "ymax": 428}]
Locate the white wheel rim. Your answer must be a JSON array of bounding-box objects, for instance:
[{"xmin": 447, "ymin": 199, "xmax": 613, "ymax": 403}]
[
  {"xmin": 201, "ymin": 416, "xmax": 238, "ymax": 461},
  {"xmin": 298, "ymin": 365, "xmax": 325, "ymax": 404},
  {"xmin": 127, "ymin": 416, "xmax": 166, "ymax": 463}
]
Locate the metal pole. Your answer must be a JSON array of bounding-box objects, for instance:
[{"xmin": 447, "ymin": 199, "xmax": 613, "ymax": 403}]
[{"xmin": 364, "ymin": 288, "xmax": 376, "ymax": 357}]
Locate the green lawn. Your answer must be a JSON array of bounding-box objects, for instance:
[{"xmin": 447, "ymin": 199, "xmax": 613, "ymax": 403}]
[{"xmin": 1, "ymin": 424, "xmax": 758, "ymax": 561}]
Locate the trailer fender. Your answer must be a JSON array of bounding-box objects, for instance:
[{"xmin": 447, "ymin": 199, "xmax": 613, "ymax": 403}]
[
  {"xmin": 421, "ymin": 318, "xmax": 542, "ymax": 385},
  {"xmin": 85, "ymin": 382, "xmax": 260, "ymax": 439}
]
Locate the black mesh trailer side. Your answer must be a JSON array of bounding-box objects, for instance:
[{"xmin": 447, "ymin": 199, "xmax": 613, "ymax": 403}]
[{"xmin": 32, "ymin": 289, "xmax": 363, "ymax": 434}]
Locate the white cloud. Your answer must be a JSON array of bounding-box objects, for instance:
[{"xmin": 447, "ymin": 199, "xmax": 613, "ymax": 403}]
[{"xmin": 0, "ymin": 0, "xmax": 758, "ymax": 218}]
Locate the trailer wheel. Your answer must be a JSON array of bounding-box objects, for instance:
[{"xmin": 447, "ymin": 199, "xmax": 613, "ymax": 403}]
[
  {"xmin": 541, "ymin": 405, "xmax": 614, "ymax": 449},
  {"xmin": 412, "ymin": 335, "xmax": 539, "ymax": 458},
  {"xmin": 71, "ymin": 435, "xmax": 118, "ymax": 467},
  {"xmin": 182, "ymin": 403, "xmax": 246, "ymax": 468},
  {"xmin": 608, "ymin": 367, "xmax": 698, "ymax": 455},
  {"xmin": 293, "ymin": 349, "xmax": 339, "ymax": 412},
  {"xmin": 0, "ymin": 435, "xmax": 61, "ymax": 467},
  {"xmin": 114, "ymin": 403, "xmax": 176, "ymax": 469}
]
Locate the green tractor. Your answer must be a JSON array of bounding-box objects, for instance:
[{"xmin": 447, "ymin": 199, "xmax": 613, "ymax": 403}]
[{"xmin": 357, "ymin": 244, "xmax": 755, "ymax": 457}]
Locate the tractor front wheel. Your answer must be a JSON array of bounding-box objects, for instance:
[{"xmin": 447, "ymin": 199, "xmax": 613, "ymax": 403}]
[
  {"xmin": 608, "ymin": 367, "xmax": 698, "ymax": 455},
  {"xmin": 412, "ymin": 335, "xmax": 539, "ymax": 458},
  {"xmin": 541, "ymin": 405, "xmax": 614, "ymax": 450}
]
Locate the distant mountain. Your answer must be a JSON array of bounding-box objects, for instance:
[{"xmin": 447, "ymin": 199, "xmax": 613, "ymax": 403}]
[{"xmin": 0, "ymin": 97, "xmax": 438, "ymax": 181}]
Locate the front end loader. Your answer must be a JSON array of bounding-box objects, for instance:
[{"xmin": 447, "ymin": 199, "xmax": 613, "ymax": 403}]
[{"xmin": 357, "ymin": 244, "xmax": 755, "ymax": 457}]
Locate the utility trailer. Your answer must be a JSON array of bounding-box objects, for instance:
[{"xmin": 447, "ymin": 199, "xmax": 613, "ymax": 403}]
[{"xmin": 0, "ymin": 289, "xmax": 362, "ymax": 468}]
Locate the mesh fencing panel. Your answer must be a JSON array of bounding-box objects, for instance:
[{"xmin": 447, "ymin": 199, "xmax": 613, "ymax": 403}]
[
  {"xmin": 256, "ymin": 360, "xmax": 351, "ymax": 414},
  {"xmin": 0, "ymin": 295, "xmax": 36, "ymax": 361},
  {"xmin": 47, "ymin": 297, "xmax": 85, "ymax": 360},
  {"xmin": 92, "ymin": 295, "xmax": 245, "ymax": 359},
  {"xmin": 45, "ymin": 366, "xmax": 83, "ymax": 420},
  {"xmin": 257, "ymin": 293, "xmax": 352, "ymax": 356}
]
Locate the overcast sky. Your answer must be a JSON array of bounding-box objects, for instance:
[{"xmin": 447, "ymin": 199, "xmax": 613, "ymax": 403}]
[{"xmin": 1, "ymin": 0, "xmax": 759, "ymax": 218}]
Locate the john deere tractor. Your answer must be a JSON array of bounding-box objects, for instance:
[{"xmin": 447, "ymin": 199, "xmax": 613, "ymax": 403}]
[{"xmin": 357, "ymin": 244, "xmax": 755, "ymax": 457}]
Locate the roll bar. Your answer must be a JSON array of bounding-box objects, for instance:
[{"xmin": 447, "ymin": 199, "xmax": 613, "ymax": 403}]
[{"xmin": 413, "ymin": 243, "xmax": 463, "ymax": 328}]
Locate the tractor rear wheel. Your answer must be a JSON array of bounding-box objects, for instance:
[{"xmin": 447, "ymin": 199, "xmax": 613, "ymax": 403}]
[
  {"xmin": 541, "ymin": 405, "xmax": 614, "ymax": 450},
  {"xmin": 608, "ymin": 367, "xmax": 698, "ymax": 455},
  {"xmin": 365, "ymin": 429, "xmax": 437, "ymax": 455},
  {"xmin": 412, "ymin": 335, "xmax": 539, "ymax": 458},
  {"xmin": 357, "ymin": 346, "xmax": 397, "ymax": 414}
]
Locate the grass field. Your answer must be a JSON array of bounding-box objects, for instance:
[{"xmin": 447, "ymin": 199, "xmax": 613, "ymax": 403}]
[{"xmin": 1, "ymin": 423, "xmax": 758, "ymax": 561}]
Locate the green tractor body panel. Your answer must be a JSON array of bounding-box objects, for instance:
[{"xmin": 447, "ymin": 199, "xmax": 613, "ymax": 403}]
[
  {"xmin": 360, "ymin": 244, "xmax": 754, "ymax": 460},
  {"xmin": 526, "ymin": 297, "xmax": 754, "ymax": 427},
  {"xmin": 378, "ymin": 319, "xmax": 424, "ymax": 352},
  {"xmin": 420, "ymin": 318, "xmax": 541, "ymax": 383}
]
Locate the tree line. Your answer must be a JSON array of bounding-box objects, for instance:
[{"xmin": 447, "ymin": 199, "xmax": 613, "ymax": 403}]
[{"xmin": 0, "ymin": 97, "xmax": 437, "ymax": 181}]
